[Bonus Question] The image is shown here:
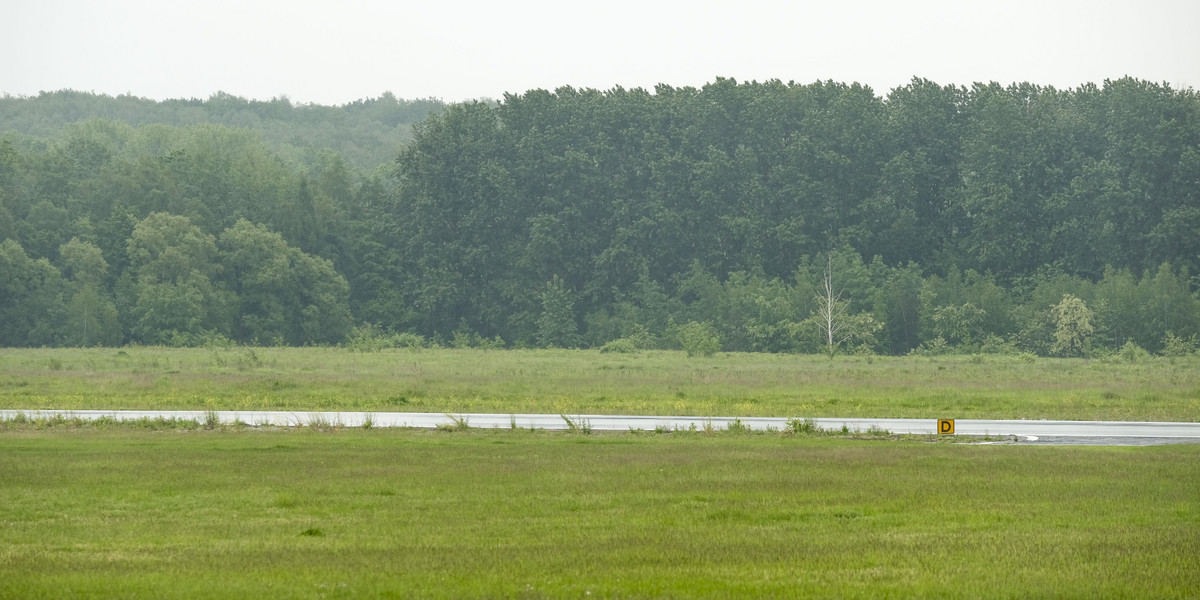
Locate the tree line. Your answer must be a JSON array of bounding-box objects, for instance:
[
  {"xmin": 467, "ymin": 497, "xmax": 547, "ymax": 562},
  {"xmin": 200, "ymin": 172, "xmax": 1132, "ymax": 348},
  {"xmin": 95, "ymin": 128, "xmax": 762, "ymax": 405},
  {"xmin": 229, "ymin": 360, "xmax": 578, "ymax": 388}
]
[
  {"xmin": 0, "ymin": 90, "xmax": 445, "ymax": 171},
  {"xmin": 1, "ymin": 78, "xmax": 1198, "ymax": 355}
]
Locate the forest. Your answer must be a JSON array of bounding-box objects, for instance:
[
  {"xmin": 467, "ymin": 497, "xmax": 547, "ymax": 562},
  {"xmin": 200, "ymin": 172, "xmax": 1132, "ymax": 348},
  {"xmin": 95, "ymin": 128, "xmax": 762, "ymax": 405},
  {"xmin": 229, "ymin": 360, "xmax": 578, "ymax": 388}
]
[{"xmin": 1, "ymin": 78, "xmax": 1198, "ymax": 356}]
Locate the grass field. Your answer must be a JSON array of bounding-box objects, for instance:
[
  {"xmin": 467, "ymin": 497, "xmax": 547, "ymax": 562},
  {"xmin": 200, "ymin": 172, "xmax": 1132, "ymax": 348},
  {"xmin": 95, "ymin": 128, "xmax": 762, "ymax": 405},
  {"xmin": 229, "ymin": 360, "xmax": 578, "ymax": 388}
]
[
  {"xmin": 1, "ymin": 428, "xmax": 1197, "ymax": 599},
  {"xmin": 2, "ymin": 347, "xmax": 1199, "ymax": 421}
]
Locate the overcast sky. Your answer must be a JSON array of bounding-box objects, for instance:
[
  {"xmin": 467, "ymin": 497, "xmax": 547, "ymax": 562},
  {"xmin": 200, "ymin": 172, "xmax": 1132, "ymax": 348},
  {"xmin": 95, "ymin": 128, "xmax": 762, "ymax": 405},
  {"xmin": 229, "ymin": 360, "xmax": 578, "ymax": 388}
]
[{"xmin": 3, "ymin": 0, "xmax": 1198, "ymax": 105}]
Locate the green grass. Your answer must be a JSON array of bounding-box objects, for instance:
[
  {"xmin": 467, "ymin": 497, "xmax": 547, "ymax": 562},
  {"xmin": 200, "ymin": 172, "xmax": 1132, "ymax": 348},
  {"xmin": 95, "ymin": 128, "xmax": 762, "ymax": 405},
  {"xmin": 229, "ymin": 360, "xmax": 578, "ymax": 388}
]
[
  {"xmin": 0, "ymin": 428, "xmax": 1197, "ymax": 598},
  {"xmin": 2, "ymin": 347, "xmax": 1199, "ymax": 420}
]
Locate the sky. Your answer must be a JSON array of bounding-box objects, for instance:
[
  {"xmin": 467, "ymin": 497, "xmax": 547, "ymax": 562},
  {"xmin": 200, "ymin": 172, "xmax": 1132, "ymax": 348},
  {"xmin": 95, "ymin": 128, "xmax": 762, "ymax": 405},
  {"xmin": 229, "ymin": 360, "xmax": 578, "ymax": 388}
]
[{"xmin": 3, "ymin": 0, "xmax": 1198, "ymax": 105}]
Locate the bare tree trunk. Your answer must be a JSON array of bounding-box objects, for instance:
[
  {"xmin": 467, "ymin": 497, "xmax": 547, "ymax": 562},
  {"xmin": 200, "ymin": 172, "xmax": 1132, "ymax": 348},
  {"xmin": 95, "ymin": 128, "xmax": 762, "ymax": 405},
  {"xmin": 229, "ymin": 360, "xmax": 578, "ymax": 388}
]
[{"xmin": 816, "ymin": 253, "xmax": 844, "ymax": 358}]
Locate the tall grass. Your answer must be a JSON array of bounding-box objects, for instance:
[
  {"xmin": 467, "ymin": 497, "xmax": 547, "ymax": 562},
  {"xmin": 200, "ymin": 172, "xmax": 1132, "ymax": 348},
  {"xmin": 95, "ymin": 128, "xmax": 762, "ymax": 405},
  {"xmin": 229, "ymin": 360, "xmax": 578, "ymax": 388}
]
[{"xmin": 1, "ymin": 347, "xmax": 1198, "ymax": 420}]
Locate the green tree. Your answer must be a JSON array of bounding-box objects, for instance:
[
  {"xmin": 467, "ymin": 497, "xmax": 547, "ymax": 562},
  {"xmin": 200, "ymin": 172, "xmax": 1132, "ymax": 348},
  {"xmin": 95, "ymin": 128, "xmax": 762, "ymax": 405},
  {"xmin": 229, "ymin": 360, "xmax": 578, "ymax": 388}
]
[
  {"xmin": 1137, "ymin": 263, "xmax": 1200, "ymax": 353},
  {"xmin": 675, "ymin": 320, "xmax": 721, "ymax": 357},
  {"xmin": 218, "ymin": 220, "xmax": 293, "ymax": 344},
  {"xmin": 874, "ymin": 262, "xmax": 924, "ymax": 354},
  {"xmin": 63, "ymin": 284, "xmax": 122, "ymax": 346},
  {"xmin": 126, "ymin": 213, "xmax": 229, "ymax": 344},
  {"xmin": 218, "ymin": 219, "xmax": 351, "ymax": 345},
  {"xmin": 59, "ymin": 237, "xmax": 108, "ymax": 286},
  {"xmin": 1051, "ymin": 294, "xmax": 1094, "ymax": 357},
  {"xmin": 536, "ymin": 275, "xmax": 578, "ymax": 348},
  {"xmin": 17, "ymin": 200, "xmax": 72, "ymax": 260},
  {"xmin": 292, "ymin": 249, "xmax": 352, "ymax": 345},
  {"xmin": 59, "ymin": 238, "xmax": 122, "ymax": 346},
  {"xmin": 0, "ymin": 239, "xmax": 67, "ymax": 346},
  {"xmin": 931, "ymin": 303, "xmax": 988, "ymax": 348}
]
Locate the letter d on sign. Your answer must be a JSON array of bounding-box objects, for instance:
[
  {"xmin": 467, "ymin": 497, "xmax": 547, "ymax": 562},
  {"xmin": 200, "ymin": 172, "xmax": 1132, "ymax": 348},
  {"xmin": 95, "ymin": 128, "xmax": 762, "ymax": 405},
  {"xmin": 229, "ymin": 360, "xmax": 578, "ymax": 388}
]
[{"xmin": 938, "ymin": 419, "xmax": 955, "ymax": 435}]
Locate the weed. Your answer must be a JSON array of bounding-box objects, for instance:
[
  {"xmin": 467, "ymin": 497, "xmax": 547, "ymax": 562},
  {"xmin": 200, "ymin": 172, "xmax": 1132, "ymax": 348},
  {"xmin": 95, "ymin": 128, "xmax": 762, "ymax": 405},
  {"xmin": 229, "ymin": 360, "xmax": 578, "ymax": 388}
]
[
  {"xmin": 204, "ymin": 410, "xmax": 220, "ymax": 430},
  {"xmin": 307, "ymin": 414, "xmax": 342, "ymax": 430},
  {"xmin": 126, "ymin": 416, "xmax": 200, "ymax": 430},
  {"xmin": 438, "ymin": 414, "xmax": 471, "ymax": 432},
  {"xmin": 299, "ymin": 527, "xmax": 324, "ymax": 537},
  {"xmin": 725, "ymin": 418, "xmax": 748, "ymax": 434},
  {"xmin": 865, "ymin": 425, "xmax": 891, "ymax": 437},
  {"xmin": 32, "ymin": 413, "xmax": 67, "ymax": 429},
  {"xmin": 234, "ymin": 349, "xmax": 262, "ymax": 370},
  {"xmin": 564, "ymin": 415, "xmax": 597, "ymax": 434},
  {"xmin": 786, "ymin": 417, "xmax": 819, "ymax": 435},
  {"xmin": 93, "ymin": 415, "xmax": 120, "ymax": 428},
  {"xmin": 362, "ymin": 413, "xmax": 375, "ymax": 429}
]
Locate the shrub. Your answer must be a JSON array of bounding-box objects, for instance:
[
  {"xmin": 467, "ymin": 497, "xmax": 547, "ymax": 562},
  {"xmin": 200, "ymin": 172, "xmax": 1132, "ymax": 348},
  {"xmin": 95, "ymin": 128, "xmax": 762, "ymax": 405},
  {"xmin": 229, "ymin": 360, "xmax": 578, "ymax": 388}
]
[
  {"xmin": 599, "ymin": 337, "xmax": 639, "ymax": 353},
  {"xmin": 600, "ymin": 324, "xmax": 658, "ymax": 353},
  {"xmin": 392, "ymin": 332, "xmax": 427, "ymax": 349},
  {"xmin": 346, "ymin": 324, "xmax": 428, "ymax": 352},
  {"xmin": 913, "ymin": 337, "xmax": 949, "ymax": 356},
  {"xmin": 979, "ymin": 335, "xmax": 1018, "ymax": 355},
  {"xmin": 1161, "ymin": 332, "xmax": 1196, "ymax": 357},
  {"xmin": 675, "ymin": 321, "xmax": 721, "ymax": 357},
  {"xmin": 1117, "ymin": 340, "xmax": 1151, "ymax": 363},
  {"xmin": 345, "ymin": 323, "xmax": 391, "ymax": 352}
]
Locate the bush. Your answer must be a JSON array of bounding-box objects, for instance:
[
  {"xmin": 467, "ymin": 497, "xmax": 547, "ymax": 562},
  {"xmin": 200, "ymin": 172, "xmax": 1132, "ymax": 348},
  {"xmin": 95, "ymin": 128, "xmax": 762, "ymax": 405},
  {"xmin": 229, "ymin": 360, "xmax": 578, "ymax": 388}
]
[
  {"xmin": 675, "ymin": 321, "xmax": 721, "ymax": 357},
  {"xmin": 979, "ymin": 335, "xmax": 1018, "ymax": 355},
  {"xmin": 392, "ymin": 332, "xmax": 427, "ymax": 349},
  {"xmin": 1117, "ymin": 340, "xmax": 1151, "ymax": 363},
  {"xmin": 1161, "ymin": 332, "xmax": 1196, "ymax": 357},
  {"xmin": 599, "ymin": 324, "xmax": 658, "ymax": 353},
  {"xmin": 345, "ymin": 324, "xmax": 391, "ymax": 352},
  {"xmin": 345, "ymin": 324, "xmax": 428, "ymax": 352},
  {"xmin": 599, "ymin": 337, "xmax": 639, "ymax": 353},
  {"xmin": 451, "ymin": 327, "xmax": 507, "ymax": 350},
  {"xmin": 912, "ymin": 336, "xmax": 950, "ymax": 356}
]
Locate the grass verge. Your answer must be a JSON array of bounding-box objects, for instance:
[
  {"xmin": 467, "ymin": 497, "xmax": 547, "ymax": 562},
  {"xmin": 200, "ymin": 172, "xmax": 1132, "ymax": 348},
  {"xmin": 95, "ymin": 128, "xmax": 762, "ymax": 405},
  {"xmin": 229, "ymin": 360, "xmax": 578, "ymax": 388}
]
[
  {"xmin": 2, "ymin": 347, "xmax": 1199, "ymax": 420},
  {"xmin": 0, "ymin": 429, "xmax": 1197, "ymax": 598}
]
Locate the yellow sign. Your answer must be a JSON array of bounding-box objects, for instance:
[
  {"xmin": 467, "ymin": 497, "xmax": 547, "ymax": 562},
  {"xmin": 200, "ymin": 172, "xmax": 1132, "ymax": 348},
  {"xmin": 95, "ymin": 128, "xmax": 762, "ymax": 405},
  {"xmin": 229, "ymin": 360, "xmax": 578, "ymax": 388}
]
[{"xmin": 938, "ymin": 419, "xmax": 955, "ymax": 435}]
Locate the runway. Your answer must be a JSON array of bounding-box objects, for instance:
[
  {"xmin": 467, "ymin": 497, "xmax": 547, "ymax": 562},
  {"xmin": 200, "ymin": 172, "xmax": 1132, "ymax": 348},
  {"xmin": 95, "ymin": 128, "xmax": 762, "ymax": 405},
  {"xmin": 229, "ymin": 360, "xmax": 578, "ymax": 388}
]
[{"xmin": 5, "ymin": 410, "xmax": 1200, "ymax": 445}]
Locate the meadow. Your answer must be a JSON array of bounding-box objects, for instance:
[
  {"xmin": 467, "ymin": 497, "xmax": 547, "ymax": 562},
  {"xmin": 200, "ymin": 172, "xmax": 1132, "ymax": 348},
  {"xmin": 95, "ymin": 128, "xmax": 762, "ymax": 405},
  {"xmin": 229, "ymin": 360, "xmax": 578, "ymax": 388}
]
[
  {"xmin": 0, "ymin": 427, "xmax": 1197, "ymax": 599},
  {"xmin": 3, "ymin": 347, "xmax": 1198, "ymax": 597},
  {"xmin": 1, "ymin": 346, "xmax": 1199, "ymax": 421}
]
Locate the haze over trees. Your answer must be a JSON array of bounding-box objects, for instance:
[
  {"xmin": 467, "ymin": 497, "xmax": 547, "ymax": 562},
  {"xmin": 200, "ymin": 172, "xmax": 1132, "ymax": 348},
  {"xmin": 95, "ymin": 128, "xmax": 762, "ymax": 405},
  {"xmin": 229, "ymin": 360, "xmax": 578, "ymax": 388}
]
[{"xmin": 1, "ymin": 78, "xmax": 1198, "ymax": 355}]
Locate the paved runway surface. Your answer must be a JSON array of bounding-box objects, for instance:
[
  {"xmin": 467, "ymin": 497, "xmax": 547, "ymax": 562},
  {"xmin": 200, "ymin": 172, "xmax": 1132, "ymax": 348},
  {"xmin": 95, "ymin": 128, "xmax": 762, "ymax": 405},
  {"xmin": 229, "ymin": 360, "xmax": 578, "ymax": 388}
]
[{"xmin": 4, "ymin": 410, "xmax": 1200, "ymax": 445}]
